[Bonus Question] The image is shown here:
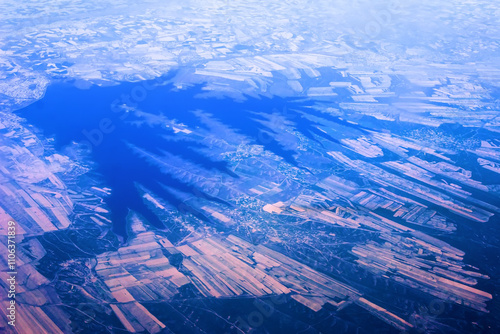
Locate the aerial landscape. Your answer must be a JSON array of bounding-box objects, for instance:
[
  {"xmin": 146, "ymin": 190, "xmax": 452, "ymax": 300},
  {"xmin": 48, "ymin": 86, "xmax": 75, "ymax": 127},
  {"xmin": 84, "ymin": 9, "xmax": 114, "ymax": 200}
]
[{"xmin": 0, "ymin": 0, "xmax": 499, "ymax": 333}]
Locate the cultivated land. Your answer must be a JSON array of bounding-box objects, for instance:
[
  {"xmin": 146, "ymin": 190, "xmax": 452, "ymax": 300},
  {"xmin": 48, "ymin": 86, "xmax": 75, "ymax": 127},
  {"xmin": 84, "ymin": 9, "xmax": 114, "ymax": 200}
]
[{"xmin": 1, "ymin": 1, "xmax": 500, "ymax": 333}]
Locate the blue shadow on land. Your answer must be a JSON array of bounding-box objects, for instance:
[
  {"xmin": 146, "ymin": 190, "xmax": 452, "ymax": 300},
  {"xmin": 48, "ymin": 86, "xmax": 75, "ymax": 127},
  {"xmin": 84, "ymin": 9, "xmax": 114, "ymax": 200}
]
[{"xmin": 18, "ymin": 72, "xmax": 367, "ymax": 238}]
